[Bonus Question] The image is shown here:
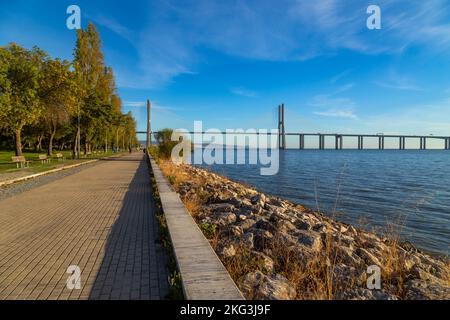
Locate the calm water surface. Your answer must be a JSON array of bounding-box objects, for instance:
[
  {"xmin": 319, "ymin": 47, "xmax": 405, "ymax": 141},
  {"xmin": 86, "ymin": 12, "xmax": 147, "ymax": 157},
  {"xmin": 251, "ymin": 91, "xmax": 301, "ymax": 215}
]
[{"xmin": 197, "ymin": 149, "xmax": 450, "ymax": 256}]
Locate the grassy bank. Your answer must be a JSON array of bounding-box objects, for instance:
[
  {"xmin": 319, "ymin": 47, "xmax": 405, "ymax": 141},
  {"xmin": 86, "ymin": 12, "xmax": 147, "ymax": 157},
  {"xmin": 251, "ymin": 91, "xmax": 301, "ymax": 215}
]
[{"xmin": 0, "ymin": 150, "xmax": 124, "ymax": 175}]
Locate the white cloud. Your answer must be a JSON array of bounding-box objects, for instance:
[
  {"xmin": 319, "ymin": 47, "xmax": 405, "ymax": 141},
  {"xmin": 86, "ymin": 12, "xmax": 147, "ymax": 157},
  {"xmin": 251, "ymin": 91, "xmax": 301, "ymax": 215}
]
[
  {"xmin": 308, "ymin": 83, "xmax": 358, "ymax": 120},
  {"xmin": 330, "ymin": 69, "xmax": 352, "ymax": 84},
  {"xmin": 90, "ymin": 15, "xmax": 134, "ymax": 43},
  {"xmin": 314, "ymin": 109, "xmax": 358, "ymax": 120},
  {"xmin": 374, "ymin": 72, "xmax": 424, "ymax": 91},
  {"xmin": 123, "ymin": 101, "xmax": 146, "ymax": 107},
  {"xmin": 230, "ymin": 87, "xmax": 258, "ymax": 98},
  {"xmin": 89, "ymin": 1, "xmax": 450, "ymax": 88}
]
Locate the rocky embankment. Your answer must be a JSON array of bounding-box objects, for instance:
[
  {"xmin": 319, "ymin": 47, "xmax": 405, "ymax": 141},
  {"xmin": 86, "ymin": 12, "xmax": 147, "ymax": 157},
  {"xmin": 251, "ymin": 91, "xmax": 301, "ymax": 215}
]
[{"xmin": 164, "ymin": 162, "xmax": 450, "ymax": 300}]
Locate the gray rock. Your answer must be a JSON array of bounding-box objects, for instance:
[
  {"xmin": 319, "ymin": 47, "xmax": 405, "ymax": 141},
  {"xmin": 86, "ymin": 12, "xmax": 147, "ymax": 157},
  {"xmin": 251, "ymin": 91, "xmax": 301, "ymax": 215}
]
[
  {"xmin": 241, "ymin": 271, "xmax": 296, "ymax": 300},
  {"xmin": 296, "ymin": 230, "xmax": 322, "ymax": 252},
  {"xmin": 219, "ymin": 244, "xmax": 237, "ymax": 258},
  {"xmin": 253, "ymin": 229, "xmax": 274, "ymax": 251},
  {"xmin": 276, "ymin": 220, "xmax": 297, "ymax": 234},
  {"xmin": 356, "ymin": 248, "xmax": 382, "ymax": 267},
  {"xmin": 208, "ymin": 203, "xmax": 235, "ymax": 212},
  {"xmin": 404, "ymin": 279, "xmax": 450, "ymax": 300},
  {"xmin": 229, "ymin": 225, "xmax": 243, "ymax": 237},
  {"xmin": 238, "ymin": 218, "xmax": 257, "ymax": 231},
  {"xmin": 213, "ymin": 212, "xmax": 237, "ymax": 226},
  {"xmin": 295, "ymin": 220, "xmax": 312, "ymax": 231},
  {"xmin": 336, "ymin": 288, "xmax": 398, "ymax": 300},
  {"xmin": 255, "ymin": 218, "xmax": 276, "ymax": 233},
  {"xmin": 251, "ymin": 193, "xmax": 266, "ymax": 206},
  {"xmin": 252, "ymin": 251, "xmax": 275, "ymax": 274},
  {"xmin": 238, "ymin": 214, "xmax": 247, "ymax": 221},
  {"xmin": 243, "ymin": 232, "xmax": 254, "ymax": 249}
]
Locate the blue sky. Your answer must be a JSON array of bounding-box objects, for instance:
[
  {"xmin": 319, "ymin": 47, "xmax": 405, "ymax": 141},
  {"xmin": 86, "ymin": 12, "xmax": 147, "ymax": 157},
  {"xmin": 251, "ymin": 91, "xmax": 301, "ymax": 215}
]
[{"xmin": 1, "ymin": 0, "xmax": 450, "ymax": 148}]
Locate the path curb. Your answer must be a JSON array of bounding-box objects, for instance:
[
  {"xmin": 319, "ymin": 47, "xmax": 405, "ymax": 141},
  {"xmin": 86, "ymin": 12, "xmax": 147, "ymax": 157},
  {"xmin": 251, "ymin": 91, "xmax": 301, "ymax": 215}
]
[
  {"xmin": 147, "ymin": 154, "xmax": 244, "ymax": 300},
  {"xmin": 0, "ymin": 159, "xmax": 99, "ymax": 187}
]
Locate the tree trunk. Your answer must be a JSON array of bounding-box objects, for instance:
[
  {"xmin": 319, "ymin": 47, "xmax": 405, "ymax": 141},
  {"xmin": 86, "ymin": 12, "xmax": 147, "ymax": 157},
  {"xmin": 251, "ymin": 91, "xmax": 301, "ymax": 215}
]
[
  {"xmin": 48, "ymin": 125, "xmax": 57, "ymax": 156},
  {"xmin": 36, "ymin": 134, "xmax": 44, "ymax": 152},
  {"xmin": 73, "ymin": 127, "xmax": 80, "ymax": 159},
  {"xmin": 116, "ymin": 128, "xmax": 119, "ymax": 151},
  {"xmin": 14, "ymin": 128, "xmax": 23, "ymax": 156},
  {"xmin": 77, "ymin": 125, "xmax": 81, "ymax": 159}
]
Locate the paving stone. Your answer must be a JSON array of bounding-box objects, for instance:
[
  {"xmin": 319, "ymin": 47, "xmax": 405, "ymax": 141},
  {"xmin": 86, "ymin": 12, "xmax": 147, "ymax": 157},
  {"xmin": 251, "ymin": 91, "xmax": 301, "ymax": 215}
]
[{"xmin": 0, "ymin": 153, "xmax": 169, "ymax": 300}]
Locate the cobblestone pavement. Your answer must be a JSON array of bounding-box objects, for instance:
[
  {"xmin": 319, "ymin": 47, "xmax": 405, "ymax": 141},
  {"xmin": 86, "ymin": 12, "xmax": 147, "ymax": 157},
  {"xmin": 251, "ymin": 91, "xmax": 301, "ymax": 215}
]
[{"xmin": 0, "ymin": 153, "xmax": 168, "ymax": 300}]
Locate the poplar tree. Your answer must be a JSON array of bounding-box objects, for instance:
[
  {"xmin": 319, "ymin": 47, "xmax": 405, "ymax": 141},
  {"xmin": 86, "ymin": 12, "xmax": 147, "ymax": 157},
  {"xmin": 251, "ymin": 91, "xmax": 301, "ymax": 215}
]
[{"xmin": 39, "ymin": 58, "xmax": 74, "ymax": 155}]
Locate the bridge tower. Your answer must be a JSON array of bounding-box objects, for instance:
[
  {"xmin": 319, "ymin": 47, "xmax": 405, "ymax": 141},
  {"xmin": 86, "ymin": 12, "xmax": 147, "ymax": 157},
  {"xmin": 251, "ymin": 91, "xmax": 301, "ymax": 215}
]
[
  {"xmin": 278, "ymin": 104, "xmax": 286, "ymax": 149},
  {"xmin": 146, "ymin": 100, "xmax": 152, "ymax": 148}
]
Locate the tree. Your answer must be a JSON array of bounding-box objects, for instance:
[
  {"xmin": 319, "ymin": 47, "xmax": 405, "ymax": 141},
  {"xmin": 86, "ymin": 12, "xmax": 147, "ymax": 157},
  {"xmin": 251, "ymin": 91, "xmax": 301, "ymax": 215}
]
[
  {"xmin": 73, "ymin": 23, "xmax": 114, "ymax": 157},
  {"xmin": 0, "ymin": 43, "xmax": 43, "ymax": 156},
  {"xmin": 39, "ymin": 58, "xmax": 74, "ymax": 155},
  {"xmin": 154, "ymin": 128, "xmax": 178, "ymax": 159}
]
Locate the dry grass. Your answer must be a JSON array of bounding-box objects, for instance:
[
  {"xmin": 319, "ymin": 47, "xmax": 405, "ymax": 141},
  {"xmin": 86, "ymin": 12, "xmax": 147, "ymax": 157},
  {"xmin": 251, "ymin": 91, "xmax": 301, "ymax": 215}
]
[
  {"xmin": 156, "ymin": 158, "xmax": 450, "ymax": 300},
  {"xmin": 158, "ymin": 159, "xmax": 208, "ymax": 219}
]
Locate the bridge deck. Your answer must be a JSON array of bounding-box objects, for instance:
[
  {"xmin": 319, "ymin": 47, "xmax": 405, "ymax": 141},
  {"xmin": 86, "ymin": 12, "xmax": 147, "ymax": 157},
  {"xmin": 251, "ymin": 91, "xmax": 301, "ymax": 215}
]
[{"xmin": 0, "ymin": 153, "xmax": 168, "ymax": 300}]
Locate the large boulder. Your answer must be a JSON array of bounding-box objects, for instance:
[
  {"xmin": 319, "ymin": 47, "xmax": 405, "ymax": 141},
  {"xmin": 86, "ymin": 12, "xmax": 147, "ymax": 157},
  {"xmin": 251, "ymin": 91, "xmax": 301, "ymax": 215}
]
[
  {"xmin": 251, "ymin": 193, "xmax": 266, "ymax": 207},
  {"xmin": 212, "ymin": 212, "xmax": 237, "ymax": 227},
  {"xmin": 218, "ymin": 243, "xmax": 237, "ymax": 258},
  {"xmin": 296, "ymin": 230, "xmax": 323, "ymax": 252},
  {"xmin": 355, "ymin": 248, "xmax": 382, "ymax": 267},
  {"xmin": 240, "ymin": 271, "xmax": 296, "ymax": 300},
  {"xmin": 253, "ymin": 229, "xmax": 274, "ymax": 251}
]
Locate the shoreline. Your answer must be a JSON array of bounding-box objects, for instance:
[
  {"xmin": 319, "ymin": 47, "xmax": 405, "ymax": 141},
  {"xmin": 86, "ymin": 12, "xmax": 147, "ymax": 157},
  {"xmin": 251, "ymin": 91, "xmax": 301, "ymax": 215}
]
[
  {"xmin": 157, "ymin": 159, "xmax": 450, "ymax": 300},
  {"xmin": 195, "ymin": 164, "xmax": 448, "ymax": 260}
]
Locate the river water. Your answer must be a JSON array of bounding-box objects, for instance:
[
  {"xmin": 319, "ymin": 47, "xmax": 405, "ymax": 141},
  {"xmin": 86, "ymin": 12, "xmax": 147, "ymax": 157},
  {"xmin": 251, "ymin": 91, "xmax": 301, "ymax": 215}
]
[{"xmin": 196, "ymin": 149, "xmax": 450, "ymax": 256}]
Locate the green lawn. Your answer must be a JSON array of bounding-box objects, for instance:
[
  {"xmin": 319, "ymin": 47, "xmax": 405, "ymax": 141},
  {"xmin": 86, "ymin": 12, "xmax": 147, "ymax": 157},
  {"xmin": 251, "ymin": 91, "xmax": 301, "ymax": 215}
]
[{"xmin": 0, "ymin": 150, "xmax": 123, "ymax": 175}]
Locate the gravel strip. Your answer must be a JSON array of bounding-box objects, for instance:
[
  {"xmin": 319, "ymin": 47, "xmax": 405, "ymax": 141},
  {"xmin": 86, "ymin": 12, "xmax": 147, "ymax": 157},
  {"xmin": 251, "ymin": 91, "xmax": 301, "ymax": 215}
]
[{"xmin": 0, "ymin": 161, "xmax": 102, "ymax": 201}]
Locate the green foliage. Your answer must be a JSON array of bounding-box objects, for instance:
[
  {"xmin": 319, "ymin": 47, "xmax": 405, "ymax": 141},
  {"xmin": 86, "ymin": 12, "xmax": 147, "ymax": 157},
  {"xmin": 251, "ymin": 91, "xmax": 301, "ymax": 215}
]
[
  {"xmin": 0, "ymin": 22, "xmax": 139, "ymax": 157},
  {"xmin": 148, "ymin": 145, "xmax": 160, "ymax": 160},
  {"xmin": 154, "ymin": 128, "xmax": 178, "ymax": 159},
  {"xmin": 198, "ymin": 189, "xmax": 212, "ymax": 203},
  {"xmin": 0, "ymin": 43, "xmax": 44, "ymax": 155},
  {"xmin": 167, "ymin": 175, "xmax": 176, "ymax": 185},
  {"xmin": 149, "ymin": 172, "xmax": 184, "ymax": 300},
  {"xmin": 199, "ymin": 223, "xmax": 217, "ymax": 239},
  {"xmin": 167, "ymin": 271, "xmax": 184, "ymax": 300}
]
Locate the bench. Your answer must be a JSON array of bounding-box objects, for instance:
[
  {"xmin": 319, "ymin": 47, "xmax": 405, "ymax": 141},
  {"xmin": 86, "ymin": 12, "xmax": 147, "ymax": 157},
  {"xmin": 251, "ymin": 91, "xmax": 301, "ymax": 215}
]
[
  {"xmin": 38, "ymin": 154, "xmax": 51, "ymax": 164},
  {"xmin": 11, "ymin": 156, "xmax": 31, "ymax": 169},
  {"xmin": 55, "ymin": 153, "xmax": 65, "ymax": 161}
]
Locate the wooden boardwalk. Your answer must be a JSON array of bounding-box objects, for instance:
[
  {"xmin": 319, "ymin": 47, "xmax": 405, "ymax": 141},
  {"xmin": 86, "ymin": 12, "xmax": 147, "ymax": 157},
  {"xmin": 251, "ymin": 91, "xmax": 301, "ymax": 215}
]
[{"xmin": 0, "ymin": 153, "xmax": 168, "ymax": 300}]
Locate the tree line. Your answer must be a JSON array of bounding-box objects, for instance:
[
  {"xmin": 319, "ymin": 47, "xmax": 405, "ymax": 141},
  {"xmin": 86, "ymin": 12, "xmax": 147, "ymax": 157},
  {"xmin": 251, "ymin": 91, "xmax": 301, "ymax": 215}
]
[{"xmin": 0, "ymin": 22, "xmax": 138, "ymax": 157}]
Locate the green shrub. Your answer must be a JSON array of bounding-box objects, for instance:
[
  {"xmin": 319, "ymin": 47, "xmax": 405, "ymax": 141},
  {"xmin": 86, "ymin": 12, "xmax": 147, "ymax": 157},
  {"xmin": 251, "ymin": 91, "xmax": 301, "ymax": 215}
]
[
  {"xmin": 199, "ymin": 223, "xmax": 217, "ymax": 239},
  {"xmin": 154, "ymin": 128, "xmax": 178, "ymax": 159}
]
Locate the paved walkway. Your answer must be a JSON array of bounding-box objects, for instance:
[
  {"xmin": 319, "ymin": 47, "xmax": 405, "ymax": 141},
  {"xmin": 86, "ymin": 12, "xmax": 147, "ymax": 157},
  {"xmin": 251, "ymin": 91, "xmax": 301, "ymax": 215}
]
[{"xmin": 0, "ymin": 153, "xmax": 168, "ymax": 300}]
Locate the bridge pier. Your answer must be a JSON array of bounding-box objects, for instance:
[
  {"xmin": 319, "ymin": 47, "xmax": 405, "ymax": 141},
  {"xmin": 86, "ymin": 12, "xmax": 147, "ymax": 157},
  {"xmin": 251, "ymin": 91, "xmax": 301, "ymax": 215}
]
[
  {"xmin": 358, "ymin": 136, "xmax": 364, "ymax": 150},
  {"xmin": 420, "ymin": 137, "xmax": 427, "ymax": 150},
  {"xmin": 378, "ymin": 136, "xmax": 385, "ymax": 150},
  {"xmin": 319, "ymin": 134, "xmax": 325, "ymax": 150},
  {"xmin": 399, "ymin": 136, "xmax": 406, "ymax": 150},
  {"xmin": 446, "ymin": 138, "xmax": 450, "ymax": 150},
  {"xmin": 299, "ymin": 134, "xmax": 305, "ymax": 149},
  {"xmin": 278, "ymin": 104, "xmax": 286, "ymax": 149},
  {"xmin": 146, "ymin": 100, "xmax": 152, "ymax": 148},
  {"xmin": 335, "ymin": 135, "xmax": 343, "ymax": 150}
]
